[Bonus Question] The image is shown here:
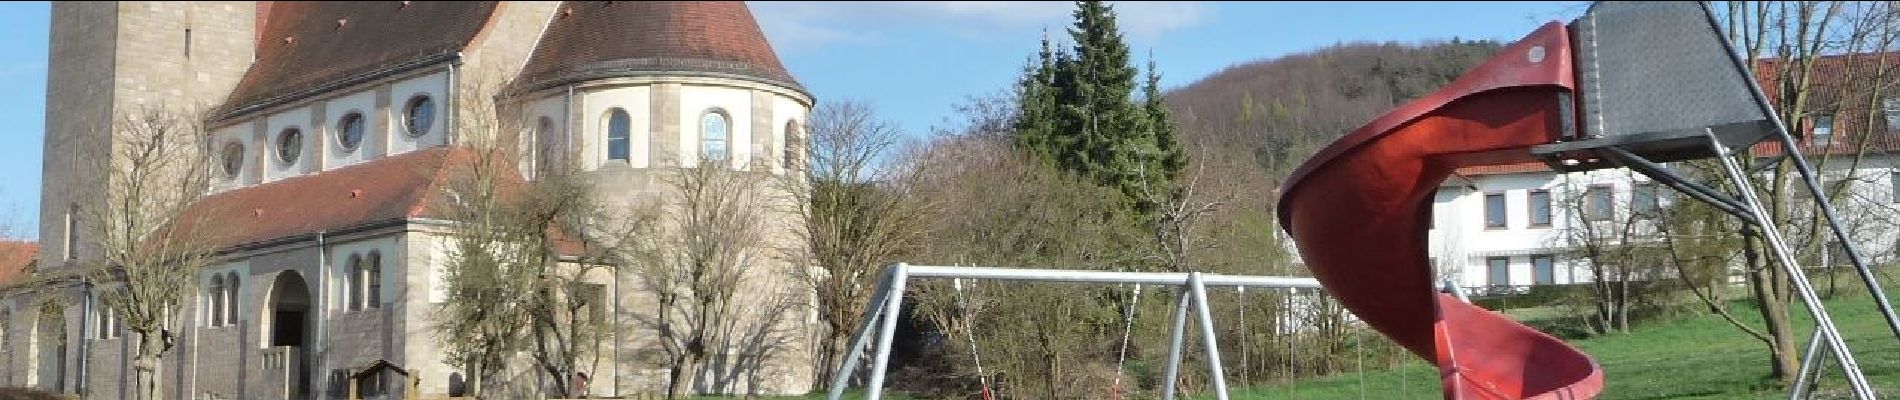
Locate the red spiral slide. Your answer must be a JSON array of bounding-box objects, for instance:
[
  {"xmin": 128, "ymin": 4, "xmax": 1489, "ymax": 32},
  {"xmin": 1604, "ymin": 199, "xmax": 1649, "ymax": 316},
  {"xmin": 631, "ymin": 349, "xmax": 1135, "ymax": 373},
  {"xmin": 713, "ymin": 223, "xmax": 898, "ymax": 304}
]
[{"xmin": 1276, "ymin": 23, "xmax": 1604, "ymax": 400}]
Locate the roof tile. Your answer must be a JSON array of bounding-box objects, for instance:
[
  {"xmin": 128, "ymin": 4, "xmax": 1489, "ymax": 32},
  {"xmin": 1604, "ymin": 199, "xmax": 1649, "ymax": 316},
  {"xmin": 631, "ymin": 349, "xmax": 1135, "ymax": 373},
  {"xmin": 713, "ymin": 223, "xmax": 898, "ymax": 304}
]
[
  {"xmin": 513, "ymin": 1, "xmax": 800, "ymax": 92},
  {"xmin": 220, "ymin": 2, "xmax": 500, "ymax": 117}
]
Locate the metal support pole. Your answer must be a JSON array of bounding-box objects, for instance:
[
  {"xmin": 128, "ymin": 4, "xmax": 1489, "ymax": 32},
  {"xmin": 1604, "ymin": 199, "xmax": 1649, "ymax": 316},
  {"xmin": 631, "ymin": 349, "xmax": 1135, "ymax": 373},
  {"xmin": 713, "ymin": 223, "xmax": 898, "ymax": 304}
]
[
  {"xmin": 1704, "ymin": 2, "xmax": 1900, "ymax": 341},
  {"xmin": 826, "ymin": 269, "xmax": 897, "ymax": 400},
  {"xmin": 1601, "ymin": 146, "xmax": 1760, "ymax": 224},
  {"xmin": 1771, "ymin": 129, "xmax": 1900, "ymax": 342},
  {"xmin": 1161, "ymin": 289, "xmax": 1192, "ymax": 400},
  {"xmin": 1191, "ymin": 272, "xmax": 1233, "ymax": 400},
  {"xmin": 865, "ymin": 263, "xmax": 911, "ymax": 400},
  {"xmin": 1708, "ymin": 133, "xmax": 1876, "ymax": 399},
  {"xmin": 1788, "ymin": 329, "xmax": 1827, "ymax": 400}
]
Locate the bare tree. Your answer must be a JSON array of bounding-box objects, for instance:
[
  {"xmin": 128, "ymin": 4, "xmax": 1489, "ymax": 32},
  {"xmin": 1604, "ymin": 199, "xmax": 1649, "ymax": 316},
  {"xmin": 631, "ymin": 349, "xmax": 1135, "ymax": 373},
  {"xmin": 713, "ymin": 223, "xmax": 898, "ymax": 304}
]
[
  {"xmin": 1713, "ymin": 0, "xmax": 1900, "ymax": 381},
  {"xmin": 434, "ymin": 141, "xmax": 538, "ymax": 397},
  {"xmin": 623, "ymin": 161, "xmax": 784, "ymax": 399},
  {"xmin": 84, "ymin": 105, "xmax": 222, "ymax": 400},
  {"xmin": 782, "ymin": 100, "xmax": 934, "ymax": 388},
  {"xmin": 1545, "ymin": 171, "xmax": 1672, "ymax": 334},
  {"xmin": 433, "ymin": 72, "xmax": 617, "ymax": 398}
]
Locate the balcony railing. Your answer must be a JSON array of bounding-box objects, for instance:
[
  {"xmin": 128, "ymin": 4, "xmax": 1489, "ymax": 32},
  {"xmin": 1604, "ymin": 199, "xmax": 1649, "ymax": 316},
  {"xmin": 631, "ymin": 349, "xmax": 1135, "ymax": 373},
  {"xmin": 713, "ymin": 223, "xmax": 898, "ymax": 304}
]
[{"xmin": 262, "ymin": 346, "xmax": 300, "ymax": 400}]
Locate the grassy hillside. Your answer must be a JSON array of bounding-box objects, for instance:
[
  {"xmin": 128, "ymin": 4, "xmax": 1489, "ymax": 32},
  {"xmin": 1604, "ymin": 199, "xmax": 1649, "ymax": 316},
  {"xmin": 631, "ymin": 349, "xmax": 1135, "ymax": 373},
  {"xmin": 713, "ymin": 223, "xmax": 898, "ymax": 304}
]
[{"xmin": 1214, "ymin": 289, "xmax": 1900, "ymax": 399}]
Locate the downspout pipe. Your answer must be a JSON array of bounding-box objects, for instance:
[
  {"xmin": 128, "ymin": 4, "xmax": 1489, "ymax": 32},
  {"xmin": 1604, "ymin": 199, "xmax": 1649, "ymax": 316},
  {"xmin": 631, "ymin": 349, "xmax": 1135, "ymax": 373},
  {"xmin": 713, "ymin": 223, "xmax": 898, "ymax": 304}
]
[
  {"xmin": 447, "ymin": 54, "xmax": 463, "ymax": 146},
  {"xmin": 314, "ymin": 230, "xmax": 328, "ymax": 397},
  {"xmin": 77, "ymin": 280, "xmax": 92, "ymax": 395}
]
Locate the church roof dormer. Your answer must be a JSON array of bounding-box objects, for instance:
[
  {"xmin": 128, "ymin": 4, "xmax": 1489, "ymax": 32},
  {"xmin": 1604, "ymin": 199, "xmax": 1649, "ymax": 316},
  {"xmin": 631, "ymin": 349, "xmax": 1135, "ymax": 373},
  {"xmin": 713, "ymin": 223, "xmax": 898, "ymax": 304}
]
[{"xmin": 512, "ymin": 1, "xmax": 803, "ymax": 95}]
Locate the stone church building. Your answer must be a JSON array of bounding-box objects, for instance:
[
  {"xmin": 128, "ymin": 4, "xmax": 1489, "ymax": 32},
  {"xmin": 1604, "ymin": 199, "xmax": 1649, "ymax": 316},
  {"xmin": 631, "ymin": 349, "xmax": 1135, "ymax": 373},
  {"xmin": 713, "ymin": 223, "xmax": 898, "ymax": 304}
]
[{"xmin": 1, "ymin": 2, "xmax": 817, "ymax": 398}]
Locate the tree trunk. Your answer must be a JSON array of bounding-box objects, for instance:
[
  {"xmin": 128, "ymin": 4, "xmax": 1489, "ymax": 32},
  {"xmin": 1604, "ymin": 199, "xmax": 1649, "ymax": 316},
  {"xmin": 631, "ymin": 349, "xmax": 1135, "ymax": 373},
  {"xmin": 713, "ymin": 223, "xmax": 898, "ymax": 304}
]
[
  {"xmin": 668, "ymin": 352, "xmax": 703, "ymax": 399},
  {"xmin": 816, "ymin": 334, "xmax": 847, "ymax": 389},
  {"xmin": 469, "ymin": 368, "xmax": 484, "ymax": 398},
  {"xmin": 1589, "ymin": 264, "xmax": 1613, "ymax": 334},
  {"xmin": 135, "ymin": 334, "xmax": 163, "ymax": 400},
  {"xmin": 1746, "ymin": 247, "xmax": 1800, "ymax": 382}
]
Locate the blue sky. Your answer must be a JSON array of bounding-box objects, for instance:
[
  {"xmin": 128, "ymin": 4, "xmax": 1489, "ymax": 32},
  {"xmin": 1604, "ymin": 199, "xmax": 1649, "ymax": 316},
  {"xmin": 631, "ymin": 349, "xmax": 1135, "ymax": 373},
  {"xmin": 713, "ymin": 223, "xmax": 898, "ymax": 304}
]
[{"xmin": 0, "ymin": 1, "xmax": 1587, "ymax": 239}]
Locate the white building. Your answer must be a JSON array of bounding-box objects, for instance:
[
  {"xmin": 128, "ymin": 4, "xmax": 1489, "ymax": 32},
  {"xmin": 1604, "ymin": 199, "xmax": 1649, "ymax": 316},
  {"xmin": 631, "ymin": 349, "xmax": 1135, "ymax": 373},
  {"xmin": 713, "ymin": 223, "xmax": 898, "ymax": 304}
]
[{"xmin": 1428, "ymin": 149, "xmax": 1900, "ymax": 296}]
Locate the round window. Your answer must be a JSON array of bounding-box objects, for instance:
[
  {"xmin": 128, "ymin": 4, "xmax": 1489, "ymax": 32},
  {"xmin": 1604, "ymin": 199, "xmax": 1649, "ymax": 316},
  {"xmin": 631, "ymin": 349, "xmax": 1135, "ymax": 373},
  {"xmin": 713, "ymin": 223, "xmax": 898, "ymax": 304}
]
[
  {"xmin": 404, "ymin": 96, "xmax": 435, "ymax": 137},
  {"xmin": 336, "ymin": 112, "xmax": 366, "ymax": 151},
  {"xmin": 221, "ymin": 142, "xmax": 245, "ymax": 178},
  {"xmin": 277, "ymin": 128, "xmax": 303, "ymax": 164}
]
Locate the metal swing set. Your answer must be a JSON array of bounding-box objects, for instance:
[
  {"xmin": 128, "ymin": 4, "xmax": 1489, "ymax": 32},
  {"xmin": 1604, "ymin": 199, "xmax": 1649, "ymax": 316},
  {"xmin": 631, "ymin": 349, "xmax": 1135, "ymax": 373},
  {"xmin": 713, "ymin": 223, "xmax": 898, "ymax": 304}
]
[{"xmin": 822, "ymin": 263, "xmax": 1328, "ymax": 400}]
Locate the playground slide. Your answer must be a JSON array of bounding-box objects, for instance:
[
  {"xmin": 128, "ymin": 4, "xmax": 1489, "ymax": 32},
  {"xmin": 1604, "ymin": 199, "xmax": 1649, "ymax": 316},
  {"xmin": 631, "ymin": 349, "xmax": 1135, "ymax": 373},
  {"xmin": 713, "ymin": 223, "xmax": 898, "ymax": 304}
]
[{"xmin": 1276, "ymin": 22, "xmax": 1604, "ymax": 400}]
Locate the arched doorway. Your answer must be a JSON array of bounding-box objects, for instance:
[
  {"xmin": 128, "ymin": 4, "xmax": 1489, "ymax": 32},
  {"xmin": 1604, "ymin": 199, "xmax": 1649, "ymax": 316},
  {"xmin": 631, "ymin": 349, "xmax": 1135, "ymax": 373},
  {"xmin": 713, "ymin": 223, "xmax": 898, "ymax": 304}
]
[{"xmin": 266, "ymin": 271, "xmax": 312, "ymax": 397}]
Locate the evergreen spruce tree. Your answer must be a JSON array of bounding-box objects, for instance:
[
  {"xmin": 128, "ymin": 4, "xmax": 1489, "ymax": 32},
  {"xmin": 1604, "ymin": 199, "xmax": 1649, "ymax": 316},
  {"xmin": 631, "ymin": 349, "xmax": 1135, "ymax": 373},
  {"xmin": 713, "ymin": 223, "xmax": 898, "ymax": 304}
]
[{"xmin": 1011, "ymin": 1, "xmax": 1186, "ymax": 221}]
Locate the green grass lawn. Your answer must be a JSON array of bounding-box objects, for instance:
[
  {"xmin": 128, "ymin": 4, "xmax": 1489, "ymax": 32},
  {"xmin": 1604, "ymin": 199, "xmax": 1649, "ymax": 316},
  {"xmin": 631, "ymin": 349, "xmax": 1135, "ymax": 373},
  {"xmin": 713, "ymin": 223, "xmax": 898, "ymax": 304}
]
[{"xmin": 1213, "ymin": 289, "xmax": 1900, "ymax": 399}]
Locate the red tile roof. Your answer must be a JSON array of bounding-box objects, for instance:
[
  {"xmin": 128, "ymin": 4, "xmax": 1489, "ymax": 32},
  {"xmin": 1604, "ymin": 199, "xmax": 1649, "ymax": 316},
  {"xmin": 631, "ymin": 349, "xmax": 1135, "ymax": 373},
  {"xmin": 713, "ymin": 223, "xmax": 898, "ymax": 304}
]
[
  {"xmin": 171, "ymin": 147, "xmax": 589, "ymax": 257},
  {"xmin": 0, "ymin": 241, "xmax": 37, "ymax": 287},
  {"xmin": 512, "ymin": 1, "xmax": 801, "ymax": 93},
  {"xmin": 1750, "ymin": 52, "xmax": 1900, "ymax": 157},
  {"xmin": 173, "ymin": 148, "xmax": 464, "ymax": 250},
  {"xmin": 219, "ymin": 1, "xmax": 501, "ymax": 119}
]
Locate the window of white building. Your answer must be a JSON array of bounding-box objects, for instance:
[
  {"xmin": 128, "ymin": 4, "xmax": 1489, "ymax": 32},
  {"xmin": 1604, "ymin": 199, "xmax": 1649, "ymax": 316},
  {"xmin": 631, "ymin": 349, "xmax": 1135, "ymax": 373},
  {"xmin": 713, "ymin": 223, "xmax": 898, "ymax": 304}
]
[
  {"xmin": 207, "ymin": 276, "xmax": 225, "ymax": 327},
  {"xmin": 1528, "ymin": 189, "xmax": 1552, "ymax": 227},
  {"xmin": 606, "ymin": 109, "xmax": 631, "ymax": 162},
  {"xmin": 221, "ymin": 142, "xmax": 245, "ymax": 179},
  {"xmin": 405, "ymin": 95, "xmax": 435, "ymax": 138},
  {"xmin": 346, "ymin": 254, "xmax": 363, "ymax": 311},
  {"xmin": 225, "ymin": 272, "xmax": 240, "ymax": 326},
  {"xmin": 535, "ymin": 116, "xmax": 557, "ymax": 174},
  {"xmin": 1531, "ymin": 255, "xmax": 1555, "ymax": 285},
  {"xmin": 277, "ymin": 128, "xmax": 304, "ymax": 165},
  {"xmin": 1484, "ymin": 192, "xmax": 1507, "ymax": 229},
  {"xmin": 94, "ymin": 302, "xmax": 119, "ymax": 340},
  {"xmin": 1584, "ymin": 185, "xmax": 1614, "ymax": 221},
  {"xmin": 783, "ymin": 120, "xmax": 800, "ymax": 170},
  {"xmin": 1632, "ymin": 182, "xmax": 1660, "ymax": 217},
  {"xmin": 1890, "ymin": 169, "xmax": 1899, "ymax": 203},
  {"xmin": 65, "ymin": 204, "xmax": 78, "ymax": 261},
  {"xmin": 365, "ymin": 252, "xmax": 382, "ymax": 309},
  {"xmin": 1487, "ymin": 257, "xmax": 1511, "ymax": 287},
  {"xmin": 701, "ymin": 110, "xmax": 729, "ymax": 163},
  {"xmin": 336, "ymin": 112, "xmax": 366, "ymax": 152},
  {"xmin": 1812, "ymin": 114, "xmax": 1834, "ymax": 146}
]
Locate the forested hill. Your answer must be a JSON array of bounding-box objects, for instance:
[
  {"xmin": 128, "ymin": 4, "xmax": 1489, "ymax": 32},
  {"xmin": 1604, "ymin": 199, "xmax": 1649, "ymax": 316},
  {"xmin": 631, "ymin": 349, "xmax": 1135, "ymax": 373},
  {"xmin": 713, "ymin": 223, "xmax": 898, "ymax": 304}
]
[{"xmin": 1164, "ymin": 40, "xmax": 1503, "ymax": 177}]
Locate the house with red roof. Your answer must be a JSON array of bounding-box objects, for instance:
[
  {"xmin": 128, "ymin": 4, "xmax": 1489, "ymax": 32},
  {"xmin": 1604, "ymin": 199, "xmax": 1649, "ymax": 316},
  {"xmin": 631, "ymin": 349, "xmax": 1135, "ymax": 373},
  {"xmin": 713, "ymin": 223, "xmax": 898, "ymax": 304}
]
[
  {"xmin": 7, "ymin": 2, "xmax": 814, "ymax": 398},
  {"xmin": 1426, "ymin": 52, "xmax": 1900, "ymax": 297}
]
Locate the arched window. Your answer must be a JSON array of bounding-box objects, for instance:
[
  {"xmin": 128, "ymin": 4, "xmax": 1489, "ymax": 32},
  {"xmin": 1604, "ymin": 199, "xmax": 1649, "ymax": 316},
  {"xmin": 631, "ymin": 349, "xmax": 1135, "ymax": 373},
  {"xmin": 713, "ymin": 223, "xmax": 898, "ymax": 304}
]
[
  {"xmin": 208, "ymin": 276, "xmax": 225, "ymax": 327},
  {"xmin": 365, "ymin": 252, "xmax": 383, "ymax": 309},
  {"xmin": 700, "ymin": 110, "xmax": 729, "ymax": 163},
  {"xmin": 346, "ymin": 254, "xmax": 363, "ymax": 311},
  {"xmin": 535, "ymin": 116, "xmax": 557, "ymax": 174},
  {"xmin": 782, "ymin": 120, "xmax": 801, "ymax": 170},
  {"xmin": 606, "ymin": 109, "xmax": 631, "ymax": 162},
  {"xmin": 225, "ymin": 272, "xmax": 240, "ymax": 326},
  {"xmin": 94, "ymin": 301, "xmax": 117, "ymax": 340}
]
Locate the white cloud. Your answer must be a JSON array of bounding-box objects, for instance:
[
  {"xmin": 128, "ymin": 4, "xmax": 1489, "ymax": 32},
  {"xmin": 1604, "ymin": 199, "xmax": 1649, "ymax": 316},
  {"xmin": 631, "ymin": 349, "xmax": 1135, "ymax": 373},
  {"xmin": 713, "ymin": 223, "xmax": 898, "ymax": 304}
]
[{"xmin": 750, "ymin": 1, "xmax": 1209, "ymax": 52}]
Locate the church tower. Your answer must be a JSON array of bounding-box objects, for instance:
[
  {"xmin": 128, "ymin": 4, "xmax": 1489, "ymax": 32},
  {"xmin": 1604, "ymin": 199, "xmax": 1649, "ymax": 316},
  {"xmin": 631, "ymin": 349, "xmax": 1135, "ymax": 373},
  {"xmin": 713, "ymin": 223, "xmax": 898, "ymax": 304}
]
[{"xmin": 39, "ymin": 2, "xmax": 258, "ymax": 269}]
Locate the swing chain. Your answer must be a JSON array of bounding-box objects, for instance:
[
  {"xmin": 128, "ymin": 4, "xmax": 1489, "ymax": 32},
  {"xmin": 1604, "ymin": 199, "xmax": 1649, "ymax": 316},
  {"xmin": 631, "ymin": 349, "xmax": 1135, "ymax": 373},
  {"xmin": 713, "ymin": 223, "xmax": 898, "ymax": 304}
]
[{"xmin": 953, "ymin": 278, "xmax": 994, "ymax": 399}]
